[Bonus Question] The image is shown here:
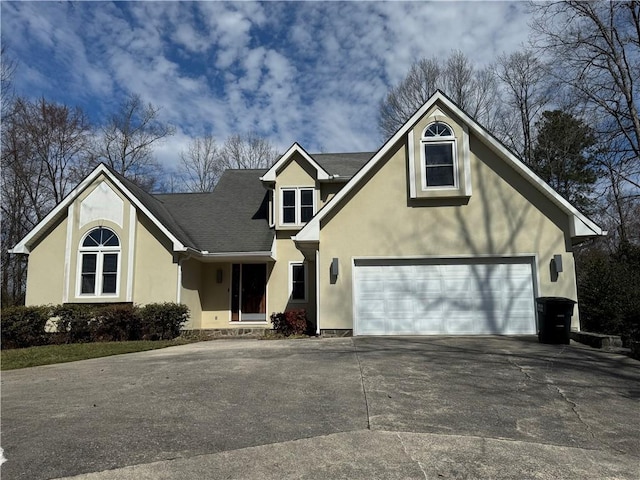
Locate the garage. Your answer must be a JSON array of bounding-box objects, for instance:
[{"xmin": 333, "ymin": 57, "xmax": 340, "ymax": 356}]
[{"xmin": 353, "ymin": 257, "xmax": 537, "ymax": 336}]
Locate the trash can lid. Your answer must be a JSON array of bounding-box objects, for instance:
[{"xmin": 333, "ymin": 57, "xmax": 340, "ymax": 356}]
[{"xmin": 535, "ymin": 296, "xmax": 576, "ymax": 304}]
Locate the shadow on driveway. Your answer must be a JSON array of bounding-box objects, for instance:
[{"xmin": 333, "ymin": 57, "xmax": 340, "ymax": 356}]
[{"xmin": 1, "ymin": 336, "xmax": 639, "ymax": 479}]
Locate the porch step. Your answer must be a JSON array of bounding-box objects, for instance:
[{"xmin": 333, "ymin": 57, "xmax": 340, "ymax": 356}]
[{"xmin": 182, "ymin": 328, "xmax": 270, "ymax": 340}]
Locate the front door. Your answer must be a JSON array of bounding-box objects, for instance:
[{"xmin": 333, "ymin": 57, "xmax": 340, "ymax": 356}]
[{"xmin": 231, "ymin": 263, "xmax": 267, "ymax": 322}]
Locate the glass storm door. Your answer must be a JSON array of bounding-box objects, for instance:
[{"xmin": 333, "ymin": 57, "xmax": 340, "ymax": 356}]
[{"xmin": 231, "ymin": 264, "xmax": 267, "ymax": 321}]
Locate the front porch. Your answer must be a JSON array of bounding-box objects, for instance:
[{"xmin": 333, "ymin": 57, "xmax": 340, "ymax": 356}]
[{"xmin": 180, "ymin": 257, "xmax": 316, "ymax": 331}]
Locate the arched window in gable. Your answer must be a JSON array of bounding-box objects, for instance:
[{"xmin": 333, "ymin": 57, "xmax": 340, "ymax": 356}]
[
  {"xmin": 78, "ymin": 227, "xmax": 120, "ymax": 296},
  {"xmin": 421, "ymin": 122, "xmax": 457, "ymax": 188}
]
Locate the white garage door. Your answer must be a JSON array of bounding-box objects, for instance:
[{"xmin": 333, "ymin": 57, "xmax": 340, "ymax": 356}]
[{"xmin": 354, "ymin": 258, "xmax": 536, "ymax": 336}]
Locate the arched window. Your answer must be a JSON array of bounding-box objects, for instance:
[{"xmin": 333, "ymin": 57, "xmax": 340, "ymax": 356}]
[
  {"xmin": 79, "ymin": 227, "xmax": 120, "ymax": 296},
  {"xmin": 421, "ymin": 122, "xmax": 457, "ymax": 188}
]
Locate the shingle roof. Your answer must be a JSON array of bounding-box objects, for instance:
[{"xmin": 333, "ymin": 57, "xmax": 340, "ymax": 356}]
[
  {"xmin": 104, "ymin": 165, "xmax": 198, "ymax": 249},
  {"xmin": 312, "ymin": 152, "xmax": 374, "ymax": 177},
  {"xmin": 113, "ymin": 152, "xmax": 373, "ymax": 254},
  {"xmin": 154, "ymin": 169, "xmax": 273, "ymax": 253}
]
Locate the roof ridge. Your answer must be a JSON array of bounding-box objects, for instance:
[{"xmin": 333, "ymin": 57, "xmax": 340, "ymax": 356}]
[{"xmin": 101, "ymin": 164, "xmax": 200, "ymax": 248}]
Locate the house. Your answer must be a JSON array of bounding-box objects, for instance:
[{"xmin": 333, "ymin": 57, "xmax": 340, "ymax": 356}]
[{"xmin": 10, "ymin": 91, "xmax": 604, "ymax": 336}]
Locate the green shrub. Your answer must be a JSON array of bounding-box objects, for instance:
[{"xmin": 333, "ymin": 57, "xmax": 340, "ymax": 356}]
[
  {"xmin": 139, "ymin": 303, "xmax": 189, "ymax": 340},
  {"xmin": 1, "ymin": 306, "xmax": 52, "ymax": 349},
  {"xmin": 52, "ymin": 304, "xmax": 96, "ymax": 344},
  {"xmin": 93, "ymin": 304, "xmax": 141, "ymax": 342},
  {"xmin": 270, "ymin": 309, "xmax": 308, "ymax": 336},
  {"xmin": 577, "ymin": 243, "xmax": 640, "ymax": 345}
]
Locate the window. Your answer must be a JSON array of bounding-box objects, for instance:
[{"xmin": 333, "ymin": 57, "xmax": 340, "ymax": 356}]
[
  {"xmin": 281, "ymin": 188, "xmax": 315, "ymax": 226},
  {"xmin": 290, "ymin": 262, "xmax": 307, "ymax": 302},
  {"xmin": 422, "ymin": 122, "xmax": 457, "ymax": 188},
  {"xmin": 78, "ymin": 227, "xmax": 120, "ymax": 296}
]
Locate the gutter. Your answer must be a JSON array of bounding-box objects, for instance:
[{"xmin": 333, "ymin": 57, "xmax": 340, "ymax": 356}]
[
  {"xmin": 182, "ymin": 249, "xmax": 275, "ymax": 263},
  {"xmin": 318, "ymin": 175, "xmax": 352, "ymax": 183}
]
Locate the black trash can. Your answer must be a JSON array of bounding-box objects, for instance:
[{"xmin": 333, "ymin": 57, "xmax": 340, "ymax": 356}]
[{"xmin": 536, "ymin": 297, "xmax": 576, "ymax": 344}]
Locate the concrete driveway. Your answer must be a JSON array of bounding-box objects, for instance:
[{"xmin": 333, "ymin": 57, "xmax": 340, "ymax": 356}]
[{"xmin": 1, "ymin": 336, "xmax": 639, "ymax": 479}]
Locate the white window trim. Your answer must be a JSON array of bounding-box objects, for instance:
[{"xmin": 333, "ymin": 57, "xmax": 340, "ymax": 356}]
[
  {"xmin": 420, "ymin": 122, "xmax": 458, "ymax": 191},
  {"xmin": 76, "ymin": 229, "xmax": 121, "ymax": 298},
  {"xmin": 268, "ymin": 189, "xmax": 275, "ymax": 228},
  {"xmin": 279, "ymin": 187, "xmax": 316, "ymax": 227},
  {"xmin": 289, "ymin": 261, "xmax": 308, "ymax": 303}
]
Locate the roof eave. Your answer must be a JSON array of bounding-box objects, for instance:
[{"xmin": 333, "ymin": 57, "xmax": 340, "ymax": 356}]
[
  {"xmin": 191, "ymin": 250, "xmax": 275, "ymax": 263},
  {"xmin": 261, "ymin": 143, "xmax": 330, "ymax": 182},
  {"xmin": 10, "ymin": 164, "xmax": 110, "ymax": 255},
  {"xmin": 10, "ymin": 163, "xmax": 189, "ymax": 256}
]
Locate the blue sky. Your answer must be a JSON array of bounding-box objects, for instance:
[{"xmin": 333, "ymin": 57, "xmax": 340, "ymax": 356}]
[{"xmin": 2, "ymin": 1, "xmax": 533, "ymax": 169}]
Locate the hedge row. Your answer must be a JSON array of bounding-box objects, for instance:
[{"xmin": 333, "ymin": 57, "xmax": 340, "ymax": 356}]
[{"xmin": 1, "ymin": 303, "xmax": 189, "ymax": 349}]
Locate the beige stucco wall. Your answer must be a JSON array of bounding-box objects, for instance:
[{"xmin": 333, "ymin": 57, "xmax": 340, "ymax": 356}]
[
  {"xmin": 320, "ymin": 182, "xmax": 343, "ymax": 207},
  {"xmin": 409, "ymin": 105, "xmax": 472, "ymax": 199},
  {"xmin": 274, "ymin": 153, "xmax": 319, "ymax": 230},
  {"xmin": 317, "ymin": 117, "xmax": 579, "ymax": 330},
  {"xmin": 269, "ymin": 233, "xmax": 316, "ymax": 323},
  {"xmin": 199, "ymin": 263, "xmax": 233, "ymax": 328},
  {"xmin": 132, "ymin": 214, "xmax": 178, "ymax": 305},
  {"xmin": 24, "ymin": 174, "xmax": 181, "ymax": 309},
  {"xmin": 180, "ymin": 258, "xmax": 202, "ymax": 329},
  {"xmin": 24, "ymin": 216, "xmax": 68, "ymax": 306},
  {"xmin": 66, "ymin": 177, "xmax": 133, "ymax": 303}
]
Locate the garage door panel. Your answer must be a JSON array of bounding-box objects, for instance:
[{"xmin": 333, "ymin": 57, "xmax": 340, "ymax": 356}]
[
  {"xmin": 354, "ymin": 258, "xmax": 536, "ymax": 336},
  {"xmin": 358, "ymin": 298, "xmax": 385, "ymax": 315},
  {"xmin": 358, "ymin": 319, "xmax": 386, "ymax": 335},
  {"xmin": 414, "ymin": 279, "xmax": 442, "ymax": 295},
  {"xmin": 386, "ymin": 298, "xmax": 414, "ymax": 315},
  {"xmin": 445, "ymin": 314, "xmax": 476, "ymax": 334},
  {"xmin": 414, "ymin": 297, "xmax": 444, "ymax": 313}
]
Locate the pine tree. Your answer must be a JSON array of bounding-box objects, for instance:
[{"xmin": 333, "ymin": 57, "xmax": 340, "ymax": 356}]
[{"xmin": 531, "ymin": 110, "xmax": 599, "ymax": 213}]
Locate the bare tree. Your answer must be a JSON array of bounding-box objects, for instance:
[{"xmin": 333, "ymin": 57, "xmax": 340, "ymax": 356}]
[
  {"xmin": 495, "ymin": 50, "xmax": 549, "ymax": 164},
  {"xmin": 9, "ymin": 97, "xmax": 92, "ymax": 205},
  {"xmin": 178, "ymin": 134, "xmax": 221, "ymax": 192},
  {"xmin": 378, "ymin": 58, "xmax": 442, "ymax": 139},
  {"xmin": 531, "ymin": 1, "xmax": 640, "ymax": 188},
  {"xmin": 220, "ymin": 133, "xmax": 279, "ymax": 170},
  {"xmin": 96, "ymin": 93, "xmax": 175, "ymax": 190},
  {"xmin": 1, "ymin": 43, "xmax": 17, "ymax": 118},
  {"xmin": 378, "ymin": 51, "xmax": 500, "ymax": 139},
  {"xmin": 1, "ymin": 97, "xmax": 93, "ymax": 306},
  {"xmin": 531, "ymin": 0, "xmax": 640, "ymax": 248}
]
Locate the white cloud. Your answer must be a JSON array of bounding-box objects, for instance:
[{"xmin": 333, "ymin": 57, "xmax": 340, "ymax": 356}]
[{"xmin": 2, "ymin": 1, "xmax": 535, "ymax": 171}]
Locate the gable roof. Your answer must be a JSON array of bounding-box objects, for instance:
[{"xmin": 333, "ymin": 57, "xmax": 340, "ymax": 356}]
[
  {"xmin": 295, "ymin": 90, "xmax": 604, "ymax": 243},
  {"xmin": 10, "ymin": 164, "xmax": 191, "ymax": 255},
  {"xmin": 260, "ymin": 143, "xmax": 331, "ymax": 182},
  {"xmin": 156, "ymin": 169, "xmax": 273, "ymax": 254},
  {"xmin": 11, "ymin": 164, "xmax": 274, "ymax": 257}
]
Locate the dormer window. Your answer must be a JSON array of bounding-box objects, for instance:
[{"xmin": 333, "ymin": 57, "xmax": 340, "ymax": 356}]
[
  {"xmin": 281, "ymin": 187, "xmax": 315, "ymax": 226},
  {"xmin": 421, "ymin": 122, "xmax": 457, "ymax": 189}
]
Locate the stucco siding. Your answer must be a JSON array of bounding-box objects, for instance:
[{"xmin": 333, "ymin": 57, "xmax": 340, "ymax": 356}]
[
  {"xmin": 275, "ymin": 153, "xmax": 319, "ymax": 230},
  {"xmin": 320, "ymin": 183, "xmax": 343, "ymax": 207},
  {"xmin": 180, "ymin": 258, "xmax": 202, "ymax": 329},
  {"xmin": 318, "ymin": 131, "xmax": 579, "ymax": 330},
  {"xmin": 269, "ymin": 233, "xmax": 316, "ymax": 323},
  {"xmin": 133, "ymin": 214, "xmax": 178, "ymax": 305},
  {"xmin": 200, "ymin": 263, "xmax": 233, "ymax": 328},
  {"xmin": 25, "ymin": 216, "xmax": 68, "ymax": 306}
]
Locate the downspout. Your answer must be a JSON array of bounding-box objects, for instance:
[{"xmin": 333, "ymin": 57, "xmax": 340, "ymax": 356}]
[
  {"xmin": 315, "ymin": 249, "xmax": 320, "ymax": 335},
  {"xmin": 176, "ymin": 257, "xmax": 184, "ymax": 304}
]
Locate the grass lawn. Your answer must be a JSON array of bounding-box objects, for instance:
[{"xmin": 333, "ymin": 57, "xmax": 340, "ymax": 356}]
[{"xmin": 1, "ymin": 338, "xmax": 198, "ymax": 370}]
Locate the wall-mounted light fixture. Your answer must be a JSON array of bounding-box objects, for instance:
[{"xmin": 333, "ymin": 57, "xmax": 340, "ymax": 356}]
[
  {"xmin": 216, "ymin": 269, "xmax": 223, "ymax": 283},
  {"xmin": 330, "ymin": 258, "xmax": 339, "ymax": 277},
  {"xmin": 553, "ymin": 254, "xmax": 563, "ymax": 273}
]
